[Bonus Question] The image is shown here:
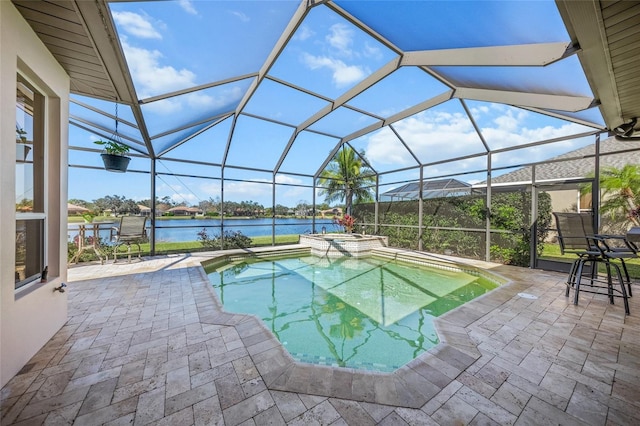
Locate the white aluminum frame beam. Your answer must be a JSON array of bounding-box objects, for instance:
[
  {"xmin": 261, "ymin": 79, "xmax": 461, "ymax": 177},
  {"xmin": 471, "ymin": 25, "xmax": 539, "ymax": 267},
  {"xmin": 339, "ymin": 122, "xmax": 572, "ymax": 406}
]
[
  {"xmin": 455, "ymin": 87, "xmax": 594, "ymax": 112},
  {"xmin": 401, "ymin": 42, "xmax": 575, "ymax": 67}
]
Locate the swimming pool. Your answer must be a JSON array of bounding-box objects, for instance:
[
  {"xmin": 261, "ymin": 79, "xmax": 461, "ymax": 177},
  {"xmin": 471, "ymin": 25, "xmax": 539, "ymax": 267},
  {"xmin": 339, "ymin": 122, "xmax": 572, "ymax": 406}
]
[{"xmin": 206, "ymin": 252, "xmax": 500, "ymax": 372}]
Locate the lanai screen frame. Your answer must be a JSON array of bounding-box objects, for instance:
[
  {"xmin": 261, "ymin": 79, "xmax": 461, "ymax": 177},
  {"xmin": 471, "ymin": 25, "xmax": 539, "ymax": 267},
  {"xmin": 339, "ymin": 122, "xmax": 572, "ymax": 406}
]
[{"xmin": 65, "ymin": 0, "xmax": 624, "ymax": 265}]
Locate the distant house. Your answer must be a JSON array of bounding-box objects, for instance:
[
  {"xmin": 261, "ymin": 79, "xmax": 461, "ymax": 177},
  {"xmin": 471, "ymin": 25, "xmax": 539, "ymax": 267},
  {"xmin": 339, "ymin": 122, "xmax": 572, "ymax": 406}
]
[
  {"xmin": 167, "ymin": 206, "xmax": 203, "ymax": 216},
  {"xmin": 137, "ymin": 205, "xmax": 167, "ymax": 217},
  {"xmin": 67, "ymin": 203, "xmax": 89, "ymax": 215},
  {"xmin": 137, "ymin": 205, "xmax": 152, "ymax": 216},
  {"xmin": 376, "ymin": 138, "xmax": 640, "ymax": 216},
  {"xmin": 477, "ymin": 136, "xmax": 640, "ymax": 213},
  {"xmin": 319, "ymin": 207, "xmax": 342, "ymax": 218}
]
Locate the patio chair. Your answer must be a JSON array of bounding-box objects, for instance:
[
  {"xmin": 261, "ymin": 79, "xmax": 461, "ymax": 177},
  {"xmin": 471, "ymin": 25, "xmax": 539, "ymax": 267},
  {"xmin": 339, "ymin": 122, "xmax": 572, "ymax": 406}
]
[
  {"xmin": 553, "ymin": 212, "xmax": 631, "ymax": 314},
  {"xmin": 110, "ymin": 216, "xmax": 147, "ymax": 263},
  {"xmin": 578, "ymin": 213, "xmax": 638, "ymax": 296}
]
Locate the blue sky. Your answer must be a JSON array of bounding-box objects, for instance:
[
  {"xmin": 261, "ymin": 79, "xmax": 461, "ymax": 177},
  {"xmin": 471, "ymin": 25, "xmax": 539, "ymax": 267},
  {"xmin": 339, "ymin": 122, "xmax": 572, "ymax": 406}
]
[{"xmin": 67, "ymin": 0, "xmax": 604, "ymax": 208}]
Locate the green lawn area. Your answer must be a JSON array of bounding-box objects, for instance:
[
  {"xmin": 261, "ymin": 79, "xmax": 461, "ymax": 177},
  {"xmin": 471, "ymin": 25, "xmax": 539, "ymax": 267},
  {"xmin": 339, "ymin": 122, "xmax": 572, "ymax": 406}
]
[
  {"xmin": 541, "ymin": 243, "xmax": 640, "ymax": 280},
  {"xmin": 68, "ymin": 234, "xmax": 301, "ymax": 262}
]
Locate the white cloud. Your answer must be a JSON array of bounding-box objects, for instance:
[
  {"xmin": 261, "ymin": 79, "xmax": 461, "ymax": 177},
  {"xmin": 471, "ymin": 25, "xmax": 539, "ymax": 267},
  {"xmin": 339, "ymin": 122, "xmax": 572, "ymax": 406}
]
[
  {"xmin": 155, "ymin": 182, "xmax": 197, "ymax": 205},
  {"xmin": 492, "ymin": 108, "xmax": 527, "ymax": 133},
  {"xmin": 365, "ymin": 105, "xmax": 593, "ymax": 178},
  {"xmin": 295, "ymin": 25, "xmax": 314, "ymax": 41},
  {"xmin": 365, "ymin": 110, "xmax": 479, "ymax": 167},
  {"xmin": 171, "ymin": 193, "xmax": 198, "ymax": 204},
  {"xmin": 178, "ymin": 0, "xmax": 198, "ymax": 15},
  {"xmin": 197, "ymin": 175, "xmax": 308, "ymax": 206},
  {"xmin": 199, "ymin": 182, "xmax": 221, "ymax": 195},
  {"xmin": 366, "ymin": 130, "xmax": 415, "ymax": 166},
  {"xmin": 185, "ymin": 86, "xmax": 244, "ymax": 110},
  {"xmin": 224, "ymin": 180, "xmax": 271, "ymax": 199},
  {"xmin": 275, "ymin": 174, "xmax": 303, "ymax": 185},
  {"xmin": 301, "ymin": 53, "xmax": 367, "ymax": 87},
  {"xmin": 326, "ymin": 23, "xmax": 354, "ymax": 57},
  {"xmin": 112, "ymin": 11, "xmax": 163, "ymax": 39},
  {"xmin": 278, "ymin": 185, "xmax": 307, "ymax": 201},
  {"xmin": 363, "ymin": 42, "xmax": 382, "ymax": 60},
  {"xmin": 121, "ymin": 39, "xmax": 197, "ymax": 98},
  {"xmin": 142, "ymin": 98, "xmax": 182, "ymax": 116},
  {"xmin": 229, "ymin": 10, "xmax": 250, "ymax": 22}
]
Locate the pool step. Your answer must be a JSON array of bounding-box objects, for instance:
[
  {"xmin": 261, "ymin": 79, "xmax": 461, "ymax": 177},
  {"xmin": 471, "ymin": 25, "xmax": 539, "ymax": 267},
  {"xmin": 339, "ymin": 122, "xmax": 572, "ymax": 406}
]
[
  {"xmin": 371, "ymin": 248, "xmax": 462, "ymax": 269},
  {"xmin": 228, "ymin": 246, "xmax": 311, "ymax": 261},
  {"xmin": 202, "ymin": 246, "xmax": 312, "ymax": 270}
]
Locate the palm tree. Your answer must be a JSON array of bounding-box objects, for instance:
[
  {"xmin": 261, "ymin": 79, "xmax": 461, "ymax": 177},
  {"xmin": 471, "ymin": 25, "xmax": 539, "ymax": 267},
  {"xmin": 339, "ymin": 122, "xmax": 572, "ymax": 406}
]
[
  {"xmin": 582, "ymin": 164, "xmax": 640, "ymax": 226},
  {"xmin": 318, "ymin": 146, "xmax": 375, "ymax": 216}
]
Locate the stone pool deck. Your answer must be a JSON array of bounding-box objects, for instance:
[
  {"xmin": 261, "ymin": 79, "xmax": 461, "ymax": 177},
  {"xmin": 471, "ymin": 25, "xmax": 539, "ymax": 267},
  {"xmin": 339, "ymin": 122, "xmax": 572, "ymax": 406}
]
[{"xmin": 2, "ymin": 246, "xmax": 640, "ymax": 425}]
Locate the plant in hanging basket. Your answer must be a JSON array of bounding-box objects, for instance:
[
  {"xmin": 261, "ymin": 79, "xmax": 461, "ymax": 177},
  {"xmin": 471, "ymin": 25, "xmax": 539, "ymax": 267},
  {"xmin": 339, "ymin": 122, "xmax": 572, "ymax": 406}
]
[
  {"xmin": 16, "ymin": 125, "xmax": 31, "ymax": 161},
  {"xmin": 95, "ymin": 139, "xmax": 131, "ymax": 173},
  {"xmin": 16, "ymin": 125, "xmax": 28, "ymax": 142}
]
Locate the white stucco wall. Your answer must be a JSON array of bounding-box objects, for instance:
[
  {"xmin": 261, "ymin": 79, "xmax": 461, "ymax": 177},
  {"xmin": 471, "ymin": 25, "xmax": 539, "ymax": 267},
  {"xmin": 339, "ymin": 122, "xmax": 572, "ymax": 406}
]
[{"xmin": 1, "ymin": 1, "xmax": 69, "ymax": 388}]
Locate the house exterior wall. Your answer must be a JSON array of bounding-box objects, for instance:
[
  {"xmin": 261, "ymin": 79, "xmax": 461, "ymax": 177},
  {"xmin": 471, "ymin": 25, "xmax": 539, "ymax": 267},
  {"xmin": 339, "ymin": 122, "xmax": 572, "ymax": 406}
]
[
  {"xmin": 548, "ymin": 189, "xmax": 581, "ymax": 213},
  {"xmin": 1, "ymin": 2, "xmax": 69, "ymax": 387}
]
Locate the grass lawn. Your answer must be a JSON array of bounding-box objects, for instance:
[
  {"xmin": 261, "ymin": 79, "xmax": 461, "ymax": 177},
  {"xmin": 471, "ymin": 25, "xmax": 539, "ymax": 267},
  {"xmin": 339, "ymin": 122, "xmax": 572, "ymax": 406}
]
[
  {"xmin": 68, "ymin": 234, "xmax": 301, "ymax": 262},
  {"xmin": 541, "ymin": 243, "xmax": 640, "ymax": 280}
]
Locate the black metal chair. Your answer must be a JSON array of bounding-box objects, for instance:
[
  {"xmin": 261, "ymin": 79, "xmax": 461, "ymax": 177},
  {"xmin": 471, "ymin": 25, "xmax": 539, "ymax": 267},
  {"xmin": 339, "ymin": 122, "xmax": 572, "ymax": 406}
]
[
  {"xmin": 553, "ymin": 212, "xmax": 632, "ymax": 315},
  {"xmin": 577, "ymin": 213, "xmax": 638, "ymax": 296},
  {"xmin": 110, "ymin": 216, "xmax": 148, "ymax": 263}
]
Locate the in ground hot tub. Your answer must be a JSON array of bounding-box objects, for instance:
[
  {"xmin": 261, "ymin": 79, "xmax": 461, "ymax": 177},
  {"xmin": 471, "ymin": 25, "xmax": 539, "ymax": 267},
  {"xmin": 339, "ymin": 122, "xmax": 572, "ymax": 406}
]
[{"xmin": 299, "ymin": 233, "xmax": 388, "ymax": 257}]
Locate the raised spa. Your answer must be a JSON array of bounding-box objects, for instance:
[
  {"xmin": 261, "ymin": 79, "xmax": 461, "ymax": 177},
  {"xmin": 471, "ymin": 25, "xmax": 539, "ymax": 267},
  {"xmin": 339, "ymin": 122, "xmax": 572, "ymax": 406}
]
[{"xmin": 205, "ymin": 248, "xmax": 502, "ymax": 372}]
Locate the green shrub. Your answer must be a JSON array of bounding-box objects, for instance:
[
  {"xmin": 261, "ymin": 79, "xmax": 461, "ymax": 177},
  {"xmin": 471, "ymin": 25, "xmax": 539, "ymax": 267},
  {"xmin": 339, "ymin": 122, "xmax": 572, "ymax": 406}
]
[
  {"xmin": 353, "ymin": 190, "xmax": 552, "ymax": 266},
  {"xmin": 197, "ymin": 228, "xmax": 252, "ymax": 250}
]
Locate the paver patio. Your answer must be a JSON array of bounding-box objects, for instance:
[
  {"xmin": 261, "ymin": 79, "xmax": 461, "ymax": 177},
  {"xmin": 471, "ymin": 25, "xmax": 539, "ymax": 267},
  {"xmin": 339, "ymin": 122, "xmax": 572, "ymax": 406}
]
[{"xmin": 2, "ymin": 249, "xmax": 640, "ymax": 425}]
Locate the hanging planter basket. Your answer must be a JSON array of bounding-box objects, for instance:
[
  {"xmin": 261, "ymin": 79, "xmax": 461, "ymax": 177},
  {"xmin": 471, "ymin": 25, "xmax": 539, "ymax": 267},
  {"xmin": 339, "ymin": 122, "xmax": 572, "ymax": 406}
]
[
  {"xmin": 100, "ymin": 153, "xmax": 131, "ymax": 173},
  {"xmin": 95, "ymin": 101, "xmax": 131, "ymax": 173}
]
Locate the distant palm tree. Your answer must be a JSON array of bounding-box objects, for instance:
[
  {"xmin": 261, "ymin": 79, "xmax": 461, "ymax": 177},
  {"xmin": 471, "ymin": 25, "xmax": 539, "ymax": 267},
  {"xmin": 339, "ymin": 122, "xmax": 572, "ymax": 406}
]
[
  {"xmin": 582, "ymin": 164, "xmax": 640, "ymax": 226},
  {"xmin": 318, "ymin": 146, "xmax": 375, "ymax": 216}
]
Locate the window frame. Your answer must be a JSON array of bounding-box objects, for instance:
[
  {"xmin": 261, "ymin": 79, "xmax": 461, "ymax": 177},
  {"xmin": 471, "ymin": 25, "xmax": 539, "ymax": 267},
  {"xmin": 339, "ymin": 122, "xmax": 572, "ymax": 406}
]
[{"xmin": 15, "ymin": 73, "xmax": 47, "ymax": 290}]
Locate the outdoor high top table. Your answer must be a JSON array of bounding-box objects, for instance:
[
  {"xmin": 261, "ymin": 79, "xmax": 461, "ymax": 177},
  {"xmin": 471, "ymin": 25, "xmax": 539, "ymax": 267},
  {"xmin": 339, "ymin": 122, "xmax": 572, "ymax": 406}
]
[
  {"xmin": 627, "ymin": 227, "xmax": 640, "ymax": 245},
  {"xmin": 69, "ymin": 222, "xmax": 113, "ymax": 265}
]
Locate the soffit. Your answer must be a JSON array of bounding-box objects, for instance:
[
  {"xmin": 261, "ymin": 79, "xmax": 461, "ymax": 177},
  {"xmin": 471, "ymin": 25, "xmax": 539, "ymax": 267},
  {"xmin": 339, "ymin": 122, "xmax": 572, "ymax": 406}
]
[
  {"xmin": 12, "ymin": 0, "xmax": 135, "ymax": 103},
  {"xmin": 557, "ymin": 0, "xmax": 640, "ymax": 133}
]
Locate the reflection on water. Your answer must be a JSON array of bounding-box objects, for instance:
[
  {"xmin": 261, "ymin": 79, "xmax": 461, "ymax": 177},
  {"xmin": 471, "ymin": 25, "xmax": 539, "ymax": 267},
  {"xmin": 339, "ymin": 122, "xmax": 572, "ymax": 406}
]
[{"xmin": 208, "ymin": 255, "xmax": 497, "ymax": 372}]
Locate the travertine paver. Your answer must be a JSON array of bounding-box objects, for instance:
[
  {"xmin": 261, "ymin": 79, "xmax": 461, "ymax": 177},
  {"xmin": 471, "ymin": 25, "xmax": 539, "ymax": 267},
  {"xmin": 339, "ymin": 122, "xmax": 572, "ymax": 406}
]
[{"xmin": 2, "ymin": 248, "xmax": 640, "ymax": 425}]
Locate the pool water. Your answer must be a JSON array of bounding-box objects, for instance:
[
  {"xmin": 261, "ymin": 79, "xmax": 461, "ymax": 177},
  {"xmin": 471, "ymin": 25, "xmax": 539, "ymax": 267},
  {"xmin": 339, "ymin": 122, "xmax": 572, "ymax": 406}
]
[{"xmin": 207, "ymin": 255, "xmax": 498, "ymax": 372}]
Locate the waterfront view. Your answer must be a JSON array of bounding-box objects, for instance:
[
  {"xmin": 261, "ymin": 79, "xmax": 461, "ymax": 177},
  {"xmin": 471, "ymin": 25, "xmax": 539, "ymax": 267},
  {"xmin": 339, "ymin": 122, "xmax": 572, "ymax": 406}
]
[{"xmin": 68, "ymin": 217, "xmax": 338, "ymax": 244}]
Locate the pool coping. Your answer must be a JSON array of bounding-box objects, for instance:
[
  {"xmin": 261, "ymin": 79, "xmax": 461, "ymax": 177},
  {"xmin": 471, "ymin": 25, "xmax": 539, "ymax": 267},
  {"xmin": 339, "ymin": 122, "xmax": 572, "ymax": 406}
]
[{"xmin": 198, "ymin": 245, "xmax": 515, "ymax": 408}]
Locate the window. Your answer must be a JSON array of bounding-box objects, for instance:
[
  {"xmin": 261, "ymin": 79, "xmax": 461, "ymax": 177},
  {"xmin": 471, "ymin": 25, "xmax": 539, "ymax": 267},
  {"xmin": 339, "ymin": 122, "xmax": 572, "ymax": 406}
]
[{"xmin": 15, "ymin": 74, "xmax": 46, "ymax": 289}]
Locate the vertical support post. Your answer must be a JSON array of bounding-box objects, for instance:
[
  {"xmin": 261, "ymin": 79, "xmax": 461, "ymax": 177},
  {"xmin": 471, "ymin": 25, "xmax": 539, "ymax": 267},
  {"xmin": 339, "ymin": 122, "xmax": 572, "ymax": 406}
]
[
  {"xmin": 418, "ymin": 166, "xmax": 424, "ymax": 251},
  {"xmin": 593, "ymin": 134, "xmax": 601, "ymax": 232},
  {"xmin": 150, "ymin": 157, "xmax": 156, "ymax": 255},
  {"xmin": 272, "ymin": 172, "xmax": 276, "ymax": 246},
  {"xmin": 530, "ymin": 165, "xmax": 538, "ymax": 269},
  {"xmin": 486, "ymin": 154, "xmax": 492, "ymax": 262},
  {"xmin": 312, "ymin": 177, "xmax": 317, "ymax": 234},
  {"xmin": 220, "ymin": 167, "xmax": 225, "ymax": 249},
  {"xmin": 374, "ymin": 175, "xmax": 380, "ymax": 235}
]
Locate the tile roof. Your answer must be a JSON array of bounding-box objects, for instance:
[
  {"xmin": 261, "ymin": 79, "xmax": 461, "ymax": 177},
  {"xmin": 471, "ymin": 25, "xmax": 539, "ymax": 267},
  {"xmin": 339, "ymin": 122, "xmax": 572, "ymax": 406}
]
[{"xmin": 489, "ymin": 136, "xmax": 640, "ymax": 184}]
